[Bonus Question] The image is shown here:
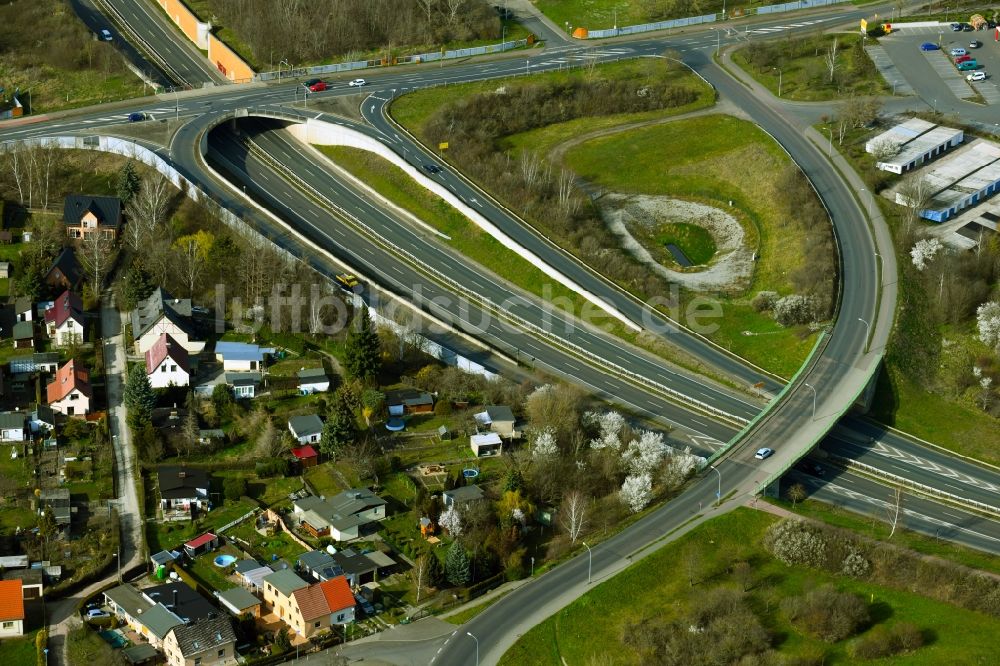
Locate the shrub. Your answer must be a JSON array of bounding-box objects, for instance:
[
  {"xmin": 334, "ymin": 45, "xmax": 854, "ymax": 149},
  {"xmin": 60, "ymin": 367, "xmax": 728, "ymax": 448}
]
[
  {"xmin": 773, "ymin": 294, "xmax": 817, "ymax": 326},
  {"xmin": 256, "ymin": 458, "xmax": 289, "ymax": 478},
  {"xmin": 751, "ymin": 290, "xmax": 779, "ymax": 312},
  {"xmin": 851, "ymin": 622, "xmax": 924, "ymax": 660},
  {"xmin": 781, "ymin": 585, "xmax": 869, "ymax": 642},
  {"xmin": 840, "ymin": 548, "xmax": 871, "ymax": 578},
  {"xmin": 223, "ymin": 476, "xmax": 247, "ymax": 501},
  {"xmin": 763, "ymin": 519, "xmax": 827, "ymax": 568},
  {"xmin": 434, "ymin": 399, "xmax": 453, "ymax": 416}
]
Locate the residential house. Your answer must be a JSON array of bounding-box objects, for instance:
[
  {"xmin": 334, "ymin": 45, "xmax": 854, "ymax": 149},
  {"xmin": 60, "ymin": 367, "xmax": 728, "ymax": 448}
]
[
  {"xmin": 157, "ymin": 466, "xmax": 210, "ymax": 520},
  {"xmin": 145, "ymin": 333, "xmax": 191, "ymax": 389},
  {"xmin": 131, "ymin": 288, "xmax": 205, "ymax": 356},
  {"xmin": 183, "ymin": 532, "xmax": 219, "ymax": 559},
  {"xmin": 0, "ymin": 580, "xmax": 24, "ymax": 637},
  {"xmin": 474, "ymin": 405, "xmax": 517, "ymax": 438},
  {"xmin": 225, "ymin": 372, "xmax": 260, "ymax": 399},
  {"xmin": 12, "ymin": 321, "xmax": 33, "ymax": 349},
  {"xmin": 143, "ymin": 582, "xmax": 217, "ymax": 623},
  {"xmin": 14, "ymin": 297, "xmax": 32, "ymax": 323},
  {"xmin": 217, "ymin": 587, "xmax": 261, "ymax": 618},
  {"xmin": 30, "ymin": 406, "xmax": 56, "ymax": 435},
  {"xmin": 318, "ymin": 576, "xmax": 356, "ymax": 625},
  {"xmin": 470, "ymin": 432, "xmax": 502, "ymax": 457},
  {"xmin": 9, "ymin": 352, "xmax": 60, "ymax": 374},
  {"xmin": 292, "ymin": 489, "xmax": 387, "ymax": 541},
  {"xmin": 386, "ymin": 389, "xmax": 434, "ymax": 416},
  {"xmin": 104, "ymin": 584, "xmax": 183, "ymax": 649},
  {"xmin": 288, "ymin": 414, "xmax": 323, "ymax": 445},
  {"xmin": 331, "ymin": 548, "xmax": 390, "ymax": 587},
  {"xmin": 287, "ymin": 584, "xmax": 332, "ymax": 638},
  {"xmin": 214, "ymin": 342, "xmax": 272, "ymax": 373},
  {"xmin": 0, "ymin": 411, "xmax": 27, "ymax": 442},
  {"xmin": 291, "ymin": 445, "xmax": 318, "ymax": 468},
  {"xmin": 442, "ymin": 484, "xmax": 485, "ymax": 508},
  {"xmin": 46, "ymin": 360, "xmax": 92, "ymax": 417},
  {"xmin": 297, "ymin": 367, "xmax": 330, "ymax": 394},
  {"xmin": 3, "ymin": 569, "xmax": 43, "ymax": 600},
  {"xmin": 163, "ymin": 616, "xmax": 237, "ymax": 666},
  {"xmin": 198, "ymin": 429, "xmax": 225, "ymax": 446},
  {"xmin": 44, "ymin": 290, "xmax": 85, "ymax": 346},
  {"xmin": 260, "ymin": 569, "xmax": 309, "ymax": 623},
  {"xmin": 234, "ymin": 560, "xmax": 272, "ymax": 592},
  {"xmin": 296, "ymin": 551, "xmax": 339, "ymax": 583},
  {"xmin": 45, "ymin": 247, "xmax": 84, "ymax": 291},
  {"xmin": 64, "ymin": 194, "xmax": 122, "ymax": 241},
  {"xmin": 39, "ymin": 488, "xmax": 71, "ymax": 531}
]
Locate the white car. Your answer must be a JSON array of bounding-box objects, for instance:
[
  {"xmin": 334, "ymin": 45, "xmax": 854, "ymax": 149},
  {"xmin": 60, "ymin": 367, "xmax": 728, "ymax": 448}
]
[
  {"xmin": 967, "ymin": 71, "xmax": 987, "ymax": 82},
  {"xmin": 348, "ymin": 78, "xmax": 366, "ymax": 87},
  {"xmin": 950, "ymin": 47, "xmax": 967, "ymax": 56},
  {"xmin": 754, "ymin": 447, "xmax": 775, "ymax": 460},
  {"xmin": 100, "ymin": 29, "xmax": 113, "ymax": 41}
]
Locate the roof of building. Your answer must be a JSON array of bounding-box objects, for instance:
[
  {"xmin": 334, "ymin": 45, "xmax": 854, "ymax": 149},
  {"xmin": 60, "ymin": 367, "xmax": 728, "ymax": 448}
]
[
  {"xmin": 225, "ymin": 372, "xmax": 261, "ymax": 387},
  {"xmin": 184, "ymin": 532, "xmax": 217, "ymax": 551},
  {"xmin": 262, "ymin": 569, "xmax": 309, "ymax": 597},
  {"xmin": 444, "ymin": 485, "xmax": 485, "ymax": 503},
  {"xmin": 288, "ymin": 414, "xmax": 323, "ymax": 438},
  {"xmin": 0, "ymin": 411, "xmax": 26, "ymax": 429},
  {"xmin": 131, "ymin": 288, "xmax": 194, "ymax": 341},
  {"xmin": 331, "ymin": 549, "xmax": 379, "ymax": 576},
  {"xmin": 64, "ymin": 194, "xmax": 122, "ymax": 229},
  {"xmin": 34, "ymin": 405, "xmax": 56, "ymax": 426},
  {"xmin": 151, "ymin": 550, "xmax": 178, "ymax": 567},
  {"xmin": 403, "ymin": 393, "xmax": 433, "ymax": 407},
  {"xmin": 198, "ymin": 429, "xmax": 225, "ymax": 440},
  {"xmin": 215, "ymin": 342, "xmax": 273, "ymax": 362},
  {"xmin": 291, "ymin": 445, "xmax": 318, "ymax": 460},
  {"xmin": 484, "ymin": 405, "xmax": 515, "ymax": 422},
  {"xmin": 169, "ymin": 616, "xmax": 236, "ymax": 658},
  {"xmin": 297, "ymin": 550, "xmax": 336, "ymax": 572},
  {"xmin": 145, "ymin": 333, "xmax": 190, "ymax": 376},
  {"xmin": 105, "ymin": 583, "xmax": 151, "ymax": 619},
  {"xmin": 46, "ymin": 360, "xmax": 92, "ymax": 403},
  {"xmin": 291, "ymin": 584, "xmax": 330, "ymax": 622},
  {"xmin": 122, "ymin": 643, "xmax": 160, "ymax": 664},
  {"xmin": 0, "ymin": 556, "xmax": 28, "ymax": 569},
  {"xmin": 0, "ymin": 580, "xmax": 24, "ymax": 622},
  {"xmin": 44, "ymin": 290, "xmax": 84, "ymax": 329},
  {"xmin": 140, "ymin": 603, "xmax": 185, "ymax": 639},
  {"xmin": 143, "ymin": 582, "xmax": 217, "ymax": 623},
  {"xmin": 157, "ymin": 466, "xmax": 210, "ymax": 499},
  {"xmin": 297, "ymin": 367, "xmax": 328, "ymax": 380},
  {"xmin": 365, "ymin": 551, "xmax": 395, "ymax": 569},
  {"xmin": 217, "ymin": 586, "xmax": 260, "ymax": 614},
  {"xmin": 471, "ymin": 432, "xmax": 502, "ymax": 446},
  {"xmin": 293, "ymin": 489, "xmax": 386, "ymax": 532},
  {"xmin": 233, "ymin": 559, "xmax": 263, "ymax": 574},
  {"xmin": 12, "ymin": 320, "xmax": 32, "ymax": 340},
  {"xmin": 319, "ymin": 576, "xmax": 355, "ymax": 614},
  {"xmin": 3, "ymin": 568, "xmax": 43, "ymax": 586},
  {"xmin": 47, "ymin": 247, "xmax": 84, "ymax": 288}
]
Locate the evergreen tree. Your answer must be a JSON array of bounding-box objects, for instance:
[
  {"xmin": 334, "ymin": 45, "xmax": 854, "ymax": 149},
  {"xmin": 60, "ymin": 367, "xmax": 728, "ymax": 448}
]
[
  {"xmin": 120, "ymin": 263, "xmax": 155, "ymax": 311},
  {"xmin": 116, "ymin": 160, "xmax": 141, "ymax": 204},
  {"xmin": 426, "ymin": 549, "xmax": 444, "ymax": 587},
  {"xmin": 343, "ymin": 306, "xmax": 382, "ymax": 382},
  {"xmin": 124, "ymin": 363, "xmax": 156, "ymax": 428},
  {"xmin": 445, "ymin": 541, "xmax": 471, "ymax": 587},
  {"xmin": 320, "ymin": 403, "xmax": 355, "ymax": 458},
  {"xmin": 503, "ymin": 467, "xmax": 524, "ymax": 493}
]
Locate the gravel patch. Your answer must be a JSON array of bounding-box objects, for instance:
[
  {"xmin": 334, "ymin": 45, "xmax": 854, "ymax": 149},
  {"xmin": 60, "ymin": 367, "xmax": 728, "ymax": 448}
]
[{"xmin": 601, "ymin": 194, "xmax": 754, "ymax": 292}]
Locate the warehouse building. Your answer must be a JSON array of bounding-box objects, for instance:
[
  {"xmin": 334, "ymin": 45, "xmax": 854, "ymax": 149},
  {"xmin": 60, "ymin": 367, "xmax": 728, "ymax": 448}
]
[
  {"xmin": 866, "ymin": 118, "xmax": 964, "ymax": 174},
  {"xmin": 896, "ymin": 141, "xmax": 1000, "ymax": 223}
]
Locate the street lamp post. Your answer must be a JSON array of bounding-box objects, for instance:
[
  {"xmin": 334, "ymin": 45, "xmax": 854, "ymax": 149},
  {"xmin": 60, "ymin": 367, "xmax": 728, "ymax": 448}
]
[
  {"xmin": 773, "ymin": 67, "xmax": 782, "ymax": 97},
  {"xmin": 501, "ymin": 24, "xmax": 506, "ymax": 51},
  {"xmin": 827, "ymin": 126, "xmax": 833, "ymax": 156},
  {"xmin": 279, "ymin": 59, "xmax": 289, "ymax": 82},
  {"xmin": 804, "ymin": 382, "xmax": 817, "ymax": 419},
  {"xmin": 583, "ymin": 541, "xmax": 592, "ymax": 583},
  {"xmin": 466, "ymin": 631, "xmax": 479, "ymax": 666},
  {"xmin": 710, "ymin": 465, "xmax": 721, "ymax": 505},
  {"xmin": 174, "ymin": 88, "xmax": 179, "ymax": 121},
  {"xmin": 858, "ymin": 317, "xmax": 871, "ymax": 353},
  {"xmin": 530, "ymin": 556, "xmax": 535, "ymax": 576}
]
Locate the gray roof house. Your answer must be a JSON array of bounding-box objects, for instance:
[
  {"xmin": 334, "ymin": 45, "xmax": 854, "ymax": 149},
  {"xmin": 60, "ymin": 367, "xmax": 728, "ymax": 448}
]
[
  {"xmin": 39, "ymin": 488, "xmax": 71, "ymax": 528},
  {"xmin": 443, "ymin": 484, "xmax": 485, "ymax": 508},
  {"xmin": 296, "ymin": 550, "xmax": 339, "ymax": 582},
  {"xmin": 130, "ymin": 288, "xmax": 205, "ymax": 356},
  {"xmin": 288, "ymin": 414, "xmax": 323, "ymax": 445},
  {"xmin": 164, "ymin": 616, "xmax": 237, "ymax": 666},
  {"xmin": 262, "ymin": 568, "xmax": 309, "ymax": 600},
  {"xmin": 292, "ymin": 489, "xmax": 387, "ymax": 541},
  {"xmin": 103, "ymin": 584, "xmax": 184, "ymax": 649},
  {"xmin": 217, "ymin": 586, "xmax": 261, "ymax": 617},
  {"xmin": 297, "ymin": 367, "xmax": 330, "ymax": 394},
  {"xmin": 475, "ymin": 405, "xmax": 517, "ymax": 438},
  {"xmin": 0, "ymin": 411, "xmax": 27, "ymax": 442}
]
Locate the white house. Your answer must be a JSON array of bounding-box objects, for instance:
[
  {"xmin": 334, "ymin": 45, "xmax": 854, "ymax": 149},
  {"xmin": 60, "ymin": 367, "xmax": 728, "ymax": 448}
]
[
  {"xmin": 297, "ymin": 367, "xmax": 330, "ymax": 394},
  {"xmin": 145, "ymin": 333, "xmax": 191, "ymax": 389},
  {"xmin": 288, "ymin": 414, "xmax": 323, "ymax": 445},
  {"xmin": 470, "ymin": 432, "xmax": 503, "ymax": 457},
  {"xmin": 0, "ymin": 580, "xmax": 24, "ymax": 637},
  {"xmin": 0, "ymin": 412, "xmax": 27, "ymax": 442},
  {"xmin": 131, "ymin": 288, "xmax": 205, "ymax": 356},
  {"xmin": 46, "ymin": 360, "xmax": 92, "ymax": 417},
  {"xmin": 43, "ymin": 290, "xmax": 85, "ymax": 346},
  {"xmin": 215, "ymin": 342, "xmax": 273, "ymax": 373},
  {"xmin": 292, "ymin": 489, "xmax": 387, "ymax": 541},
  {"xmin": 157, "ymin": 466, "xmax": 210, "ymax": 520}
]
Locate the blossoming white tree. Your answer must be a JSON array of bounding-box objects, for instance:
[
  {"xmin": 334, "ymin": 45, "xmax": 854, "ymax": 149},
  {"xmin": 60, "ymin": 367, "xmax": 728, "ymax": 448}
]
[
  {"xmin": 620, "ymin": 474, "xmax": 652, "ymax": 513},
  {"xmin": 910, "ymin": 238, "xmax": 942, "ymax": 271},
  {"xmin": 439, "ymin": 505, "xmax": 462, "ymax": 537}
]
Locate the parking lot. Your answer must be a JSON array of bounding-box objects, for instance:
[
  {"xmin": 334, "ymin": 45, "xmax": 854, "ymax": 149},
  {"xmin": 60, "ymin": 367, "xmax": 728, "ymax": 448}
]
[{"xmin": 878, "ymin": 24, "xmax": 1000, "ymax": 108}]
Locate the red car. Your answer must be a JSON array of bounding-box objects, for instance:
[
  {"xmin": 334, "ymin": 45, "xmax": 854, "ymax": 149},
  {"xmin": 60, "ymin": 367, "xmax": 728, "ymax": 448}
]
[
  {"xmin": 304, "ymin": 79, "xmax": 327, "ymax": 92},
  {"xmin": 955, "ymin": 55, "xmax": 973, "ymax": 64}
]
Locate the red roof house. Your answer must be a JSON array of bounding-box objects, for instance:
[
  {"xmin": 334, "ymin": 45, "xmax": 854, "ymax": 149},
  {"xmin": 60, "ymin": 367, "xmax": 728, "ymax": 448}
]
[
  {"xmin": 144, "ymin": 333, "xmax": 191, "ymax": 389},
  {"xmin": 44, "ymin": 290, "xmax": 85, "ymax": 346},
  {"xmin": 183, "ymin": 532, "xmax": 219, "ymax": 558},
  {"xmin": 0, "ymin": 579, "xmax": 25, "ymax": 637},
  {"xmin": 291, "ymin": 445, "xmax": 319, "ymax": 468},
  {"xmin": 46, "ymin": 360, "xmax": 92, "ymax": 417},
  {"xmin": 318, "ymin": 576, "xmax": 356, "ymax": 623}
]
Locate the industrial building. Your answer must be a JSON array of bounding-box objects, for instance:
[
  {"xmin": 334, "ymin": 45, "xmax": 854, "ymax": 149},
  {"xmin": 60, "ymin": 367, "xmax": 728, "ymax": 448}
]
[
  {"xmin": 895, "ymin": 141, "xmax": 1000, "ymax": 223},
  {"xmin": 866, "ymin": 118, "xmax": 964, "ymax": 174}
]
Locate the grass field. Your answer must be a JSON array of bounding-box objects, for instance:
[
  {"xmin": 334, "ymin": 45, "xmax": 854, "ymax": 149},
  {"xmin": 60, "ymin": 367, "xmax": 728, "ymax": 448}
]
[
  {"xmin": 535, "ymin": 0, "xmax": 733, "ymax": 31},
  {"xmin": 658, "ymin": 222, "xmax": 717, "ymax": 265},
  {"xmin": 0, "ymin": 629, "xmax": 39, "ymax": 663},
  {"xmin": 560, "ymin": 115, "xmax": 823, "ymax": 376},
  {"xmin": 732, "ymin": 33, "xmax": 891, "ymax": 101},
  {"xmin": 499, "ymin": 508, "xmax": 1000, "ymax": 665}
]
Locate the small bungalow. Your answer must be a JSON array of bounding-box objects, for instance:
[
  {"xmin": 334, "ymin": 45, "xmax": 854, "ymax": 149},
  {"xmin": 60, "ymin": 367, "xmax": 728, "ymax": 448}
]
[
  {"xmin": 288, "ymin": 414, "xmax": 323, "ymax": 445},
  {"xmin": 386, "ymin": 389, "xmax": 434, "ymax": 415},
  {"xmin": 151, "ymin": 550, "xmax": 179, "ymax": 570},
  {"xmin": 0, "ymin": 411, "xmax": 27, "ymax": 442},
  {"xmin": 39, "ymin": 487, "xmax": 71, "ymax": 530},
  {"xmin": 470, "ymin": 432, "xmax": 503, "ymax": 457},
  {"xmin": 198, "ymin": 429, "xmax": 225, "ymax": 445},
  {"xmin": 12, "ymin": 320, "xmax": 33, "ymax": 349},
  {"xmin": 225, "ymin": 372, "xmax": 260, "ymax": 399},
  {"xmin": 291, "ymin": 445, "xmax": 319, "ymax": 468},
  {"xmin": 183, "ymin": 532, "xmax": 219, "ymax": 558},
  {"xmin": 443, "ymin": 484, "xmax": 485, "ymax": 508},
  {"xmin": 217, "ymin": 586, "xmax": 262, "ymax": 618},
  {"xmin": 297, "ymin": 367, "xmax": 330, "ymax": 394},
  {"xmin": 474, "ymin": 405, "xmax": 517, "ymax": 438},
  {"xmin": 157, "ymin": 466, "xmax": 210, "ymax": 520},
  {"xmin": 215, "ymin": 341, "xmax": 272, "ymax": 373},
  {"xmin": 3, "ymin": 569, "xmax": 43, "ymax": 600},
  {"xmin": 45, "ymin": 247, "xmax": 84, "ymax": 292}
]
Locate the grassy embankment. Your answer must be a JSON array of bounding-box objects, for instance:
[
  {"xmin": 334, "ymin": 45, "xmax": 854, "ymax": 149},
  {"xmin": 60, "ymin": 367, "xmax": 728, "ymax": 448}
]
[{"xmin": 500, "ymin": 509, "xmax": 1000, "ymax": 665}]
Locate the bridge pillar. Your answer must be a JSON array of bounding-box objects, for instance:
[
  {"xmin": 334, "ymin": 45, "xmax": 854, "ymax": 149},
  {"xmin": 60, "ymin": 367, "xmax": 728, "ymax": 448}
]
[
  {"xmin": 854, "ymin": 360, "xmax": 883, "ymax": 414},
  {"xmin": 762, "ymin": 478, "xmax": 781, "ymax": 499}
]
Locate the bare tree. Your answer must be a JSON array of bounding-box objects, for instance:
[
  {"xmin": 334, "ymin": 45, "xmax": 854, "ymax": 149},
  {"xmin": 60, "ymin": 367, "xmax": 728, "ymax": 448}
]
[
  {"xmin": 125, "ymin": 174, "xmax": 171, "ymax": 251},
  {"xmin": 787, "ymin": 483, "xmax": 808, "ymax": 507},
  {"xmin": 824, "ymin": 37, "xmax": 840, "ymax": 83},
  {"xmin": 415, "ymin": 0, "xmax": 437, "ymax": 23},
  {"xmin": 559, "ymin": 489, "xmax": 589, "ymax": 544},
  {"xmin": 897, "ymin": 174, "xmax": 933, "ymax": 236},
  {"xmin": 732, "ymin": 560, "xmax": 755, "ymax": 592},
  {"xmin": 176, "ymin": 237, "xmax": 206, "ymax": 297},
  {"xmin": 886, "ymin": 487, "xmax": 904, "ymax": 538},
  {"xmin": 412, "ymin": 552, "xmax": 432, "ymax": 603},
  {"xmin": 445, "ymin": 0, "xmax": 465, "ymax": 24},
  {"xmin": 557, "ymin": 168, "xmax": 577, "ymax": 213},
  {"xmin": 520, "ymin": 151, "xmax": 543, "ymax": 191},
  {"xmin": 79, "ymin": 232, "xmax": 117, "ymax": 294}
]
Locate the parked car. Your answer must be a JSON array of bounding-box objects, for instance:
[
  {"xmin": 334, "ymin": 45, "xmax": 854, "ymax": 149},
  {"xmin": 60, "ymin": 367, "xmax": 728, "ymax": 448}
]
[
  {"xmin": 86, "ymin": 609, "xmax": 110, "ymax": 619},
  {"xmin": 754, "ymin": 447, "xmax": 774, "ymax": 460},
  {"xmin": 955, "ymin": 54, "xmax": 973, "ymax": 64},
  {"xmin": 348, "ymin": 78, "xmax": 366, "ymax": 87},
  {"xmin": 967, "ymin": 71, "xmax": 987, "ymax": 82},
  {"xmin": 950, "ymin": 22, "xmax": 962, "ymax": 31},
  {"xmin": 969, "ymin": 41, "xmax": 982, "ymax": 48},
  {"xmin": 423, "ymin": 163, "xmax": 442, "ymax": 174},
  {"xmin": 919, "ymin": 42, "xmax": 940, "ymax": 51},
  {"xmin": 957, "ymin": 60, "xmax": 979, "ymax": 71},
  {"xmin": 99, "ymin": 29, "xmax": 113, "ymax": 41},
  {"xmin": 950, "ymin": 47, "xmax": 967, "ymax": 56},
  {"xmin": 988, "ymin": 21, "xmax": 997, "ymax": 29},
  {"xmin": 962, "ymin": 23, "xmax": 974, "ymax": 31},
  {"xmin": 304, "ymin": 78, "xmax": 326, "ymax": 92},
  {"xmin": 127, "ymin": 112, "xmax": 146, "ymax": 122}
]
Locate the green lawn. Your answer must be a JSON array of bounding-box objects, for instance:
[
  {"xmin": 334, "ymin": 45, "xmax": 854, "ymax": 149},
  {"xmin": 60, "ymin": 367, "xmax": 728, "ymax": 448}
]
[
  {"xmin": 227, "ymin": 521, "xmax": 307, "ymax": 564},
  {"xmin": 561, "ymin": 115, "xmax": 825, "ymax": 376},
  {"xmin": 186, "ymin": 545, "xmax": 239, "ymax": 592},
  {"xmin": 732, "ymin": 33, "xmax": 891, "ymax": 102},
  {"xmin": 535, "ymin": 0, "xmax": 729, "ymax": 31},
  {"xmin": 0, "ymin": 629, "xmax": 39, "ymax": 663},
  {"xmin": 500, "ymin": 509, "xmax": 1000, "ymax": 665},
  {"xmin": 658, "ymin": 222, "xmax": 718, "ymax": 266}
]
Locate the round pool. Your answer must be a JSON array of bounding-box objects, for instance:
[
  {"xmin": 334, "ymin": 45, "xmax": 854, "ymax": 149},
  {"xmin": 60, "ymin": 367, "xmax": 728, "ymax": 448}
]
[
  {"xmin": 462, "ymin": 468, "xmax": 479, "ymax": 478},
  {"xmin": 213, "ymin": 554, "xmax": 237, "ymax": 567}
]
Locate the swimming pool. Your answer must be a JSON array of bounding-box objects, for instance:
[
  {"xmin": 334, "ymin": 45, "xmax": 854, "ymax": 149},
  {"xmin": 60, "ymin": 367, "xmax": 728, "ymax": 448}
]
[{"xmin": 214, "ymin": 554, "xmax": 237, "ymax": 567}]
